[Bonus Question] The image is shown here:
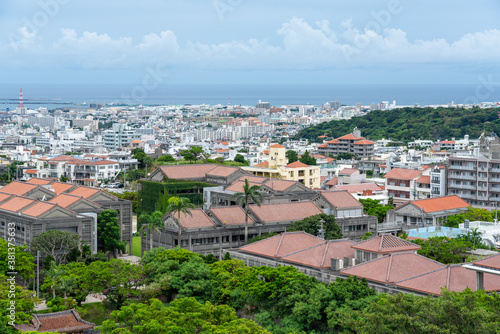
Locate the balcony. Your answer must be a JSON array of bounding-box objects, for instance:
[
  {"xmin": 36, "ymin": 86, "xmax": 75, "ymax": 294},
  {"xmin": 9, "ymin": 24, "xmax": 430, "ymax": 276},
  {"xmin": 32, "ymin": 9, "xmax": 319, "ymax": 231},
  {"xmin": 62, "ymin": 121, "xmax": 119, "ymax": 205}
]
[
  {"xmin": 459, "ymin": 193, "xmax": 476, "ymax": 200},
  {"xmin": 449, "ymin": 183, "xmax": 476, "ymax": 190},
  {"xmin": 491, "ymin": 168, "xmax": 500, "ymax": 173},
  {"xmin": 449, "ymin": 165, "xmax": 475, "ymax": 171},
  {"xmin": 448, "ymin": 174, "xmax": 476, "ymax": 180}
]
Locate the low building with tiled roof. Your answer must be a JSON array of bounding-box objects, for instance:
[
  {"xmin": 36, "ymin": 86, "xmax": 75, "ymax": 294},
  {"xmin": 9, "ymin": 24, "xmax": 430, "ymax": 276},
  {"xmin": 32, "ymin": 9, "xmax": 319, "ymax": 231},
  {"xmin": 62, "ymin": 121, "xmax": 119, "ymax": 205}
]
[
  {"xmin": 340, "ymin": 252, "xmax": 446, "ymax": 286},
  {"xmin": 14, "ymin": 309, "xmax": 95, "ymax": 333},
  {"xmin": 281, "ymin": 239, "xmax": 355, "ymax": 269},
  {"xmin": 240, "ymin": 232, "xmax": 325, "ymax": 259},
  {"xmin": 149, "ymin": 164, "xmax": 246, "ymax": 186},
  {"xmin": 396, "ymin": 264, "xmax": 500, "ymax": 296},
  {"xmin": 463, "ymin": 253, "xmax": 500, "ymax": 290},
  {"xmin": 384, "ymin": 167, "xmax": 430, "ymax": 204},
  {"xmin": 317, "ymin": 128, "xmax": 374, "ymax": 158},
  {"xmin": 351, "ymin": 234, "xmax": 421, "ymax": 262},
  {"xmin": 386, "ymin": 195, "xmax": 470, "ymax": 230},
  {"xmin": 249, "ymin": 202, "xmax": 322, "ymax": 224}
]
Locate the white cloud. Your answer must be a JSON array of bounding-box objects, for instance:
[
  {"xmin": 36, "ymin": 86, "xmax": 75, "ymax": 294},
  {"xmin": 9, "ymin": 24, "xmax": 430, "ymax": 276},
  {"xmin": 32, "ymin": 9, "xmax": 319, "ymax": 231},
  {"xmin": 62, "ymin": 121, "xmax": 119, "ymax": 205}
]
[{"xmin": 3, "ymin": 19, "xmax": 500, "ymax": 73}]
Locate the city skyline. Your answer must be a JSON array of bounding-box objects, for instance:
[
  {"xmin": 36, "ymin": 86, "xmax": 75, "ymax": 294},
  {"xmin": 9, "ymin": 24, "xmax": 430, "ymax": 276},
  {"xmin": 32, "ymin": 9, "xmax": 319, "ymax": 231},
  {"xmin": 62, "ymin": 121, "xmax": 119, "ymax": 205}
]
[{"xmin": 1, "ymin": 1, "xmax": 499, "ymax": 86}]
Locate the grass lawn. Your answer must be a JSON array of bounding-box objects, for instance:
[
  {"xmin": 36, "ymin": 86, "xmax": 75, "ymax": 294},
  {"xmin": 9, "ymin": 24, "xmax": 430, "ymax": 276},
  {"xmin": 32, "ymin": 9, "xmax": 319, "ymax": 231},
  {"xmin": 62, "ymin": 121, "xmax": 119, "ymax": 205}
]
[{"xmin": 132, "ymin": 236, "xmax": 141, "ymax": 257}]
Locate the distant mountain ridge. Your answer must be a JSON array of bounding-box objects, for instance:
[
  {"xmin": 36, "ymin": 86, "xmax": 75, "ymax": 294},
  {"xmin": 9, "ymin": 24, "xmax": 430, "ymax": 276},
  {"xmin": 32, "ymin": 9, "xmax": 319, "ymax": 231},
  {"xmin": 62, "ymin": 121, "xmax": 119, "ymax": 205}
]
[{"xmin": 296, "ymin": 107, "xmax": 500, "ymax": 142}]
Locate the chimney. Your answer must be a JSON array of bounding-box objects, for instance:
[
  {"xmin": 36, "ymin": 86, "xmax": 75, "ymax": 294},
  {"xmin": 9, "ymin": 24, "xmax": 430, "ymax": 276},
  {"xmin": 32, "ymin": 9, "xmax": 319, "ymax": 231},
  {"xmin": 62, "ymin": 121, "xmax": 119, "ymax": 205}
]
[{"xmin": 362, "ymin": 189, "xmax": 373, "ymax": 196}]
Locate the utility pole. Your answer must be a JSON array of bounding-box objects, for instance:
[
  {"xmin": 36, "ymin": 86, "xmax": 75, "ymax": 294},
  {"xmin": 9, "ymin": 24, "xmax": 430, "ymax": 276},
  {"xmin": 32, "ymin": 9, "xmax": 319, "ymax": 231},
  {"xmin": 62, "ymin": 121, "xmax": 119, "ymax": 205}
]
[{"xmin": 36, "ymin": 251, "xmax": 40, "ymax": 298}]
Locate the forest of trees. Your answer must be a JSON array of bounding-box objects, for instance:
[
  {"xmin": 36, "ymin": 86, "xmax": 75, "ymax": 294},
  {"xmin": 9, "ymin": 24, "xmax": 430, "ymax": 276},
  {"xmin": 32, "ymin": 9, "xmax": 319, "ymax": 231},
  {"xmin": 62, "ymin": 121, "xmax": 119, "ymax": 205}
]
[{"xmin": 295, "ymin": 107, "xmax": 500, "ymax": 142}]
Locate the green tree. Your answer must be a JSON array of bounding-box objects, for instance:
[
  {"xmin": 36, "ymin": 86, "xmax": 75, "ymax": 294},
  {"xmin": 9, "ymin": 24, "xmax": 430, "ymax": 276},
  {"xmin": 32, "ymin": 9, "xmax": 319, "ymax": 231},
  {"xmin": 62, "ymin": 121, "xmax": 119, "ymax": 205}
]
[
  {"xmin": 59, "ymin": 175, "xmax": 68, "ymax": 182},
  {"xmin": 179, "ymin": 149, "xmax": 196, "ymax": 163},
  {"xmin": 85, "ymin": 259, "xmax": 144, "ymax": 309},
  {"xmin": 286, "ymin": 150, "xmax": 298, "ymax": 163},
  {"xmin": 288, "ymin": 214, "xmax": 342, "ymax": 240},
  {"xmin": 359, "ymin": 198, "xmax": 393, "ymax": 224},
  {"xmin": 156, "ymin": 154, "xmax": 176, "ymax": 163},
  {"xmin": 31, "ymin": 230, "xmax": 82, "ymax": 266},
  {"xmin": 413, "ymin": 236, "xmax": 471, "ymax": 264},
  {"xmin": 0, "ymin": 239, "xmax": 34, "ymax": 281},
  {"xmin": 126, "ymin": 168, "xmax": 145, "ymax": 181},
  {"xmin": 248, "ymin": 232, "xmax": 278, "ymax": 244},
  {"xmin": 97, "ymin": 209, "xmax": 126, "ymax": 258},
  {"xmin": 0, "ymin": 274, "xmax": 39, "ymax": 328},
  {"xmin": 163, "ymin": 197, "xmax": 195, "ymax": 249},
  {"xmin": 42, "ymin": 261, "xmax": 65, "ymax": 300},
  {"xmin": 230, "ymin": 179, "xmax": 263, "ymax": 243},
  {"xmin": 99, "ymin": 298, "xmax": 269, "ymax": 334},
  {"xmin": 138, "ymin": 211, "xmax": 164, "ymax": 253},
  {"xmin": 445, "ymin": 207, "xmax": 494, "ymax": 228},
  {"xmin": 299, "ymin": 150, "xmax": 317, "ymax": 165},
  {"xmin": 233, "ymin": 154, "xmax": 246, "ymax": 164}
]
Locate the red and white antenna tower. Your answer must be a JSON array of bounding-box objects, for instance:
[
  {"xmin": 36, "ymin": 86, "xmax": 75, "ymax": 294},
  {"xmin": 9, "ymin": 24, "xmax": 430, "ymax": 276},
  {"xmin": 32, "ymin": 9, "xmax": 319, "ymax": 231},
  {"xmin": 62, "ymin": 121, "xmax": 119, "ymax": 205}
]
[
  {"xmin": 228, "ymin": 98, "xmax": 230, "ymax": 107},
  {"xmin": 18, "ymin": 88, "xmax": 25, "ymax": 108}
]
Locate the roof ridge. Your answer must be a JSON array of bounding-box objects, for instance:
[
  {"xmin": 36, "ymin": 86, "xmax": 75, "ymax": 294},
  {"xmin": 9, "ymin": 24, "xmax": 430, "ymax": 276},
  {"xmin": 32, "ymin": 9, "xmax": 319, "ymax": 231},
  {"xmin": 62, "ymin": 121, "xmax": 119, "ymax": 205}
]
[
  {"xmin": 446, "ymin": 265, "xmax": 451, "ymax": 289},
  {"xmin": 385, "ymin": 253, "xmax": 394, "ymax": 282},
  {"xmin": 281, "ymin": 241, "xmax": 326, "ymax": 258},
  {"xmin": 274, "ymin": 233, "xmax": 286, "ymax": 257},
  {"xmin": 378, "ymin": 235, "xmax": 385, "ymax": 252},
  {"xmin": 394, "ymin": 265, "xmax": 447, "ymax": 284},
  {"xmin": 320, "ymin": 241, "xmax": 330, "ymax": 267}
]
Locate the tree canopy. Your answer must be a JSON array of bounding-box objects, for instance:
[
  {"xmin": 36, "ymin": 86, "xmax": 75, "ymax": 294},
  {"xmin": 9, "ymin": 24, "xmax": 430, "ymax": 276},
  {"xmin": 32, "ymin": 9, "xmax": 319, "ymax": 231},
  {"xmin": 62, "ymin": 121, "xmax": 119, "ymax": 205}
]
[
  {"xmin": 31, "ymin": 230, "xmax": 82, "ymax": 266},
  {"xmin": 288, "ymin": 214, "xmax": 342, "ymax": 240},
  {"xmin": 97, "ymin": 209, "xmax": 126, "ymax": 257},
  {"xmin": 299, "ymin": 150, "xmax": 316, "ymax": 165}
]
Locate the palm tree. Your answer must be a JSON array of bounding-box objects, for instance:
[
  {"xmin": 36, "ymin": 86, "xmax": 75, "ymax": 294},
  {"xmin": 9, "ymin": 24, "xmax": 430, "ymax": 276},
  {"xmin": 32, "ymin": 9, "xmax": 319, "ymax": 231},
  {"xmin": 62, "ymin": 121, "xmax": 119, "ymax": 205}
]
[
  {"xmin": 138, "ymin": 211, "xmax": 164, "ymax": 254},
  {"xmin": 230, "ymin": 179, "xmax": 263, "ymax": 243},
  {"xmin": 44, "ymin": 261, "xmax": 64, "ymax": 300},
  {"xmin": 164, "ymin": 197, "xmax": 195, "ymax": 249}
]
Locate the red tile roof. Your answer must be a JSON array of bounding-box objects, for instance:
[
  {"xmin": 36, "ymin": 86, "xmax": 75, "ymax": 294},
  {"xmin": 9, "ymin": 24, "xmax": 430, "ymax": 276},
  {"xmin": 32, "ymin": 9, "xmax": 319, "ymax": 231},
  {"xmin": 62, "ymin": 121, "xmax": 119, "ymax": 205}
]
[
  {"xmin": 67, "ymin": 186, "xmax": 100, "ymax": 199},
  {"xmin": 22, "ymin": 202, "xmax": 58, "ymax": 217},
  {"xmin": 254, "ymin": 161, "xmax": 270, "ymax": 168},
  {"xmin": 239, "ymin": 232, "xmax": 324, "ymax": 258},
  {"xmin": 14, "ymin": 309, "xmax": 95, "ymax": 332},
  {"xmin": 410, "ymin": 195, "xmax": 470, "ymax": 213},
  {"xmin": 326, "ymin": 177, "xmax": 338, "ymax": 186},
  {"xmin": 337, "ymin": 133, "xmax": 364, "ymax": 140},
  {"xmin": 472, "ymin": 253, "xmax": 500, "ymax": 270},
  {"xmin": 26, "ymin": 178, "xmax": 52, "ymax": 185},
  {"xmin": 236, "ymin": 175, "xmax": 268, "ymax": 184},
  {"xmin": 158, "ymin": 164, "xmax": 217, "ymax": 179},
  {"xmin": 24, "ymin": 169, "xmax": 38, "ymax": 174},
  {"xmin": 285, "ymin": 161, "xmax": 310, "ymax": 168},
  {"xmin": 249, "ymin": 202, "xmax": 322, "ymax": 223},
  {"xmin": 225, "ymin": 180, "xmax": 263, "ymax": 193},
  {"xmin": 50, "ymin": 182, "xmax": 76, "ymax": 194},
  {"xmin": 0, "ymin": 181, "xmax": 37, "ymax": 196},
  {"xmin": 206, "ymin": 166, "xmax": 241, "ymax": 177},
  {"xmin": 341, "ymin": 252, "xmax": 445, "ymax": 284},
  {"xmin": 0, "ymin": 196, "xmax": 35, "ymax": 212},
  {"xmin": 338, "ymin": 168, "xmax": 358, "ymax": 175},
  {"xmin": 209, "ymin": 206, "xmax": 255, "ymax": 225},
  {"xmin": 395, "ymin": 264, "xmax": 500, "ymax": 295},
  {"xmin": 282, "ymin": 239, "xmax": 355, "ymax": 268},
  {"xmin": 384, "ymin": 168, "xmax": 423, "ymax": 180},
  {"xmin": 263, "ymin": 179, "xmax": 296, "ymax": 192},
  {"xmin": 48, "ymin": 193, "xmax": 83, "ymax": 208},
  {"xmin": 416, "ymin": 175, "xmax": 431, "ymax": 184},
  {"xmin": 320, "ymin": 191, "xmax": 363, "ymax": 209},
  {"xmin": 270, "ymin": 144, "xmax": 285, "ymax": 149},
  {"xmin": 352, "ymin": 234, "xmax": 421, "ymax": 253},
  {"xmin": 334, "ymin": 183, "xmax": 383, "ymax": 194},
  {"xmin": 353, "ymin": 139, "xmax": 375, "ymax": 145},
  {"xmin": 175, "ymin": 209, "xmax": 215, "ymax": 229}
]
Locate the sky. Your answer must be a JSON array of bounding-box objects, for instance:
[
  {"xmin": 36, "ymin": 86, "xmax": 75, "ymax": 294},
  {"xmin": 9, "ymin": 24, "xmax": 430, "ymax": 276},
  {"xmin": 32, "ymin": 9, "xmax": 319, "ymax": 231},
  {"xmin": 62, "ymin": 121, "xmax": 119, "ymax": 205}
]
[{"xmin": 1, "ymin": 0, "xmax": 500, "ymax": 86}]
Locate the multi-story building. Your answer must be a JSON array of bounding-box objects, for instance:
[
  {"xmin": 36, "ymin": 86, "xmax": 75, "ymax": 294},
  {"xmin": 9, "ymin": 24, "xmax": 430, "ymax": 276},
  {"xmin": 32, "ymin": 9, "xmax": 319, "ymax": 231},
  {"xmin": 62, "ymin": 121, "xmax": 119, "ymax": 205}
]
[
  {"xmin": 430, "ymin": 165, "xmax": 447, "ymax": 198},
  {"xmin": 384, "ymin": 167, "xmax": 429, "ymax": 204},
  {"xmin": 102, "ymin": 124, "xmax": 141, "ymax": 150},
  {"xmin": 317, "ymin": 128, "xmax": 375, "ymax": 158},
  {"xmin": 447, "ymin": 156, "xmax": 500, "ymax": 207}
]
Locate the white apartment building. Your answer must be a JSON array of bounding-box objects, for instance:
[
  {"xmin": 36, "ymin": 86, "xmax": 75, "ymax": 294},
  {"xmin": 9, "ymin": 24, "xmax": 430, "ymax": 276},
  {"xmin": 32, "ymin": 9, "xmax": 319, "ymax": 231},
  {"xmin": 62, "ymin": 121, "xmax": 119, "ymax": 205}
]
[{"xmin": 102, "ymin": 124, "xmax": 141, "ymax": 150}]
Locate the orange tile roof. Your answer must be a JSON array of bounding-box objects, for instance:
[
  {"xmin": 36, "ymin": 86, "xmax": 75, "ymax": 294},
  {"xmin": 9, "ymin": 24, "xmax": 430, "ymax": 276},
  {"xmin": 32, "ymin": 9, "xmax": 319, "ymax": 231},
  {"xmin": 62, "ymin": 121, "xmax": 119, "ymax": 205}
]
[
  {"xmin": 25, "ymin": 169, "xmax": 38, "ymax": 174},
  {"xmin": 326, "ymin": 177, "xmax": 338, "ymax": 186},
  {"xmin": 209, "ymin": 206, "xmax": 255, "ymax": 225},
  {"xmin": 282, "ymin": 239, "xmax": 355, "ymax": 268},
  {"xmin": 338, "ymin": 168, "xmax": 358, "ymax": 175},
  {"xmin": 14, "ymin": 309, "xmax": 95, "ymax": 332},
  {"xmin": 0, "ymin": 192, "xmax": 13, "ymax": 203},
  {"xmin": 353, "ymin": 139, "xmax": 375, "ymax": 145},
  {"xmin": 158, "ymin": 164, "xmax": 217, "ymax": 179},
  {"xmin": 26, "ymin": 178, "xmax": 52, "ymax": 185},
  {"xmin": 48, "ymin": 193, "xmax": 83, "ymax": 208},
  {"xmin": 221, "ymin": 142, "xmax": 229, "ymax": 145},
  {"xmin": 384, "ymin": 168, "xmax": 423, "ymax": 180},
  {"xmin": 410, "ymin": 195, "xmax": 470, "ymax": 213},
  {"xmin": 176, "ymin": 209, "xmax": 215, "ymax": 229},
  {"xmin": 263, "ymin": 179, "xmax": 296, "ymax": 192},
  {"xmin": 22, "ymin": 202, "xmax": 58, "ymax": 217},
  {"xmin": 472, "ymin": 253, "xmax": 500, "ymax": 270},
  {"xmin": 67, "ymin": 186, "xmax": 100, "ymax": 199},
  {"xmin": 317, "ymin": 144, "xmax": 328, "ymax": 148},
  {"xmin": 341, "ymin": 252, "xmax": 445, "ymax": 284},
  {"xmin": 236, "ymin": 175, "xmax": 269, "ymax": 184},
  {"xmin": 225, "ymin": 180, "xmax": 263, "ymax": 193},
  {"xmin": 416, "ymin": 175, "xmax": 431, "ymax": 184},
  {"xmin": 50, "ymin": 182, "xmax": 76, "ymax": 194},
  {"xmin": 337, "ymin": 133, "xmax": 364, "ymax": 140},
  {"xmin": 334, "ymin": 183, "xmax": 383, "ymax": 193},
  {"xmin": 352, "ymin": 234, "xmax": 421, "ymax": 253},
  {"xmin": 249, "ymin": 202, "xmax": 322, "ymax": 223},
  {"xmin": 0, "ymin": 181, "xmax": 37, "ymax": 196},
  {"xmin": 270, "ymin": 144, "xmax": 285, "ymax": 149},
  {"xmin": 395, "ymin": 264, "xmax": 500, "ymax": 295},
  {"xmin": 0, "ymin": 196, "xmax": 35, "ymax": 212},
  {"xmin": 285, "ymin": 161, "xmax": 310, "ymax": 168},
  {"xmin": 206, "ymin": 166, "xmax": 241, "ymax": 177},
  {"xmin": 326, "ymin": 139, "xmax": 339, "ymax": 144},
  {"xmin": 239, "ymin": 232, "xmax": 324, "ymax": 258},
  {"xmin": 253, "ymin": 161, "xmax": 269, "ymax": 168},
  {"xmin": 320, "ymin": 191, "xmax": 363, "ymax": 209},
  {"xmin": 48, "ymin": 155, "xmax": 80, "ymax": 162}
]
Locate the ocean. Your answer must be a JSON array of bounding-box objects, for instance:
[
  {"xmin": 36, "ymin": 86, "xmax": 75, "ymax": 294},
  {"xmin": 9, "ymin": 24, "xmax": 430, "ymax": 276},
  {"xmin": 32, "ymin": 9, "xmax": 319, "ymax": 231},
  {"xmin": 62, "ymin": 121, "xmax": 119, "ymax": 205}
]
[{"xmin": 0, "ymin": 83, "xmax": 495, "ymax": 110}]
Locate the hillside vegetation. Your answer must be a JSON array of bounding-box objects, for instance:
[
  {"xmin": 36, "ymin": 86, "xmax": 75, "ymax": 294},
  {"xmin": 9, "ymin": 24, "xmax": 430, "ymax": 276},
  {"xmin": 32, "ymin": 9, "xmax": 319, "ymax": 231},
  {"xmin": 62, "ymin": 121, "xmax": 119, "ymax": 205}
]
[{"xmin": 296, "ymin": 107, "xmax": 500, "ymax": 142}]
